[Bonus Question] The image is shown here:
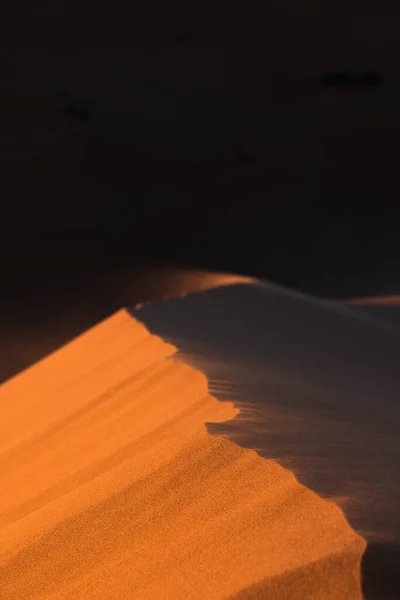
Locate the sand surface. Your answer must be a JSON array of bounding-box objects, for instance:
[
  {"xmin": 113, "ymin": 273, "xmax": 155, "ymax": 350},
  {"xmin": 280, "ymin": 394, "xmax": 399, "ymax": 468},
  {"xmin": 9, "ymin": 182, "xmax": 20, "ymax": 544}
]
[
  {"xmin": 342, "ymin": 296, "xmax": 400, "ymax": 329},
  {"xmin": 0, "ymin": 280, "xmax": 368, "ymax": 599},
  {"xmin": 134, "ymin": 281, "xmax": 400, "ymax": 599},
  {"xmin": 135, "ymin": 283, "xmax": 400, "ymax": 537}
]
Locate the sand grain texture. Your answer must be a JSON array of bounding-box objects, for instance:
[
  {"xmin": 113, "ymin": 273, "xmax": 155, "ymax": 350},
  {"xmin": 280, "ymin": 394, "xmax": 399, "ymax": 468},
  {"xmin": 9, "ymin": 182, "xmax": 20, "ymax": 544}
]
[{"xmin": 1, "ymin": 305, "xmax": 365, "ymax": 599}]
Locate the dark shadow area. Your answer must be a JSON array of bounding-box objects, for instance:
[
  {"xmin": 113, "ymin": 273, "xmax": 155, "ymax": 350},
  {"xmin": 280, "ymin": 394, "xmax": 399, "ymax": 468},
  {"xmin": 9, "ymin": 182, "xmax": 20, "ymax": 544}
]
[
  {"xmin": 61, "ymin": 102, "xmax": 91, "ymax": 121},
  {"xmin": 320, "ymin": 71, "xmax": 382, "ymax": 88},
  {"xmin": 104, "ymin": 201, "xmax": 400, "ymax": 300},
  {"xmin": 58, "ymin": 88, "xmax": 91, "ymax": 121},
  {"xmin": 362, "ymin": 542, "xmax": 400, "ymax": 600},
  {"xmin": 358, "ymin": 71, "xmax": 383, "ymax": 87},
  {"xmin": 175, "ymin": 32, "xmax": 191, "ymax": 45}
]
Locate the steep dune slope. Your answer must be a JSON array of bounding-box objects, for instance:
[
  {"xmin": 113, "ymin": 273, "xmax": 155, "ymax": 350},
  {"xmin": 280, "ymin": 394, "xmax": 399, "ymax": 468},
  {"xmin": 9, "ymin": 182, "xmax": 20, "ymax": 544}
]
[
  {"xmin": 1, "ymin": 296, "xmax": 364, "ymax": 599},
  {"xmin": 135, "ymin": 282, "xmax": 400, "ymax": 545}
]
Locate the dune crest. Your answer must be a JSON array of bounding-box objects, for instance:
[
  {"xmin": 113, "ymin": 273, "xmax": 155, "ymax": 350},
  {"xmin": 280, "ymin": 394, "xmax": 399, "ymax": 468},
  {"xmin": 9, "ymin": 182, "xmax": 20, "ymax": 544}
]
[
  {"xmin": 340, "ymin": 295, "xmax": 400, "ymax": 328},
  {"xmin": 0, "ymin": 307, "xmax": 364, "ymax": 599}
]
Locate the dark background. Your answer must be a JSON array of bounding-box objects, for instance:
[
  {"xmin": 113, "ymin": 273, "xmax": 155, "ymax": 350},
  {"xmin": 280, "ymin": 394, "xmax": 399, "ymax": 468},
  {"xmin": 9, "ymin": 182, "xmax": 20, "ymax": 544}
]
[{"xmin": 1, "ymin": 2, "xmax": 400, "ymax": 379}]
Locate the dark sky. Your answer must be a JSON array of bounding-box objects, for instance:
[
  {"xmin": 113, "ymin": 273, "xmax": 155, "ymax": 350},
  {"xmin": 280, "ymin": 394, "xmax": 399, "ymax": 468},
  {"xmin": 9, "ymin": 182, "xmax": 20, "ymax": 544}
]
[{"xmin": 1, "ymin": 3, "xmax": 400, "ymax": 377}]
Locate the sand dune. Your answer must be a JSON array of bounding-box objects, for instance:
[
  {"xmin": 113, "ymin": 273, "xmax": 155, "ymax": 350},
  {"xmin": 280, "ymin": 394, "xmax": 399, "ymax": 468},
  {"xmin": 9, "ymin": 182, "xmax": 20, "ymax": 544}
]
[
  {"xmin": 134, "ymin": 281, "xmax": 400, "ymax": 598},
  {"xmin": 342, "ymin": 296, "xmax": 400, "ymax": 328},
  {"xmin": 345, "ymin": 296, "xmax": 400, "ymax": 305},
  {"xmin": 0, "ymin": 267, "xmax": 252, "ymax": 384},
  {"xmin": 0, "ymin": 280, "xmax": 367, "ymax": 599},
  {"xmin": 135, "ymin": 282, "xmax": 400, "ymax": 539}
]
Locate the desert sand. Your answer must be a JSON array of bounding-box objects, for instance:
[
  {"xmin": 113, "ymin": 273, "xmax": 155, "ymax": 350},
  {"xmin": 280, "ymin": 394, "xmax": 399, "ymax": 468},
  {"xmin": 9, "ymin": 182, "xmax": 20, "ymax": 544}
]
[
  {"xmin": 2, "ymin": 275, "xmax": 400, "ymax": 598},
  {"xmin": 342, "ymin": 296, "xmax": 400, "ymax": 329}
]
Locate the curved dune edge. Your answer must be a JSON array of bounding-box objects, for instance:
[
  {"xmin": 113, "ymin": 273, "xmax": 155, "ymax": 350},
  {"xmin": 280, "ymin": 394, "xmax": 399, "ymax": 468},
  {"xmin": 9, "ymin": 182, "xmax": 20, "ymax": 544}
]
[
  {"xmin": 339, "ymin": 295, "xmax": 400, "ymax": 329},
  {"xmin": 0, "ymin": 308, "xmax": 365, "ymax": 599},
  {"xmin": 132, "ymin": 269, "xmax": 255, "ymax": 309},
  {"xmin": 342, "ymin": 296, "xmax": 400, "ymax": 306}
]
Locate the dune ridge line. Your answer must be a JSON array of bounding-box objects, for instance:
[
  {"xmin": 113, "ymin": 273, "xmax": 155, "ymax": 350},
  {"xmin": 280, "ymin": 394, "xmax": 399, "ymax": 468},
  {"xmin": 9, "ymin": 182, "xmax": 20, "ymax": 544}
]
[{"xmin": 0, "ymin": 300, "xmax": 365, "ymax": 599}]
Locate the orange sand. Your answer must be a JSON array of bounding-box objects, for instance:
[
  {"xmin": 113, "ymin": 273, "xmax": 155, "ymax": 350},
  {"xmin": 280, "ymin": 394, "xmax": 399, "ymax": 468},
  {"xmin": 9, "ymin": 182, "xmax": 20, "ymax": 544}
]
[{"xmin": 0, "ymin": 308, "xmax": 365, "ymax": 599}]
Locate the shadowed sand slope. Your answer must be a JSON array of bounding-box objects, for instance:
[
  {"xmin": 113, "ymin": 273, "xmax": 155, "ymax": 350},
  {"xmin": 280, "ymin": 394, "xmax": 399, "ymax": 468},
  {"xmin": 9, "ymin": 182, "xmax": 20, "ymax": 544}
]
[
  {"xmin": 133, "ymin": 282, "xmax": 400, "ymax": 539},
  {"xmin": 0, "ymin": 305, "xmax": 364, "ymax": 599},
  {"xmin": 133, "ymin": 281, "xmax": 400, "ymax": 599},
  {"xmin": 341, "ymin": 296, "xmax": 400, "ymax": 329}
]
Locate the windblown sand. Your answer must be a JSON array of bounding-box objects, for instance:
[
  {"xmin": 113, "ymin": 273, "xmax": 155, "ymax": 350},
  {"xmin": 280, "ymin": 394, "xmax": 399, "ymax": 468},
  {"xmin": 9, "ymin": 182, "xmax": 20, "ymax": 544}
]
[{"xmin": 1, "ymin": 304, "xmax": 365, "ymax": 599}]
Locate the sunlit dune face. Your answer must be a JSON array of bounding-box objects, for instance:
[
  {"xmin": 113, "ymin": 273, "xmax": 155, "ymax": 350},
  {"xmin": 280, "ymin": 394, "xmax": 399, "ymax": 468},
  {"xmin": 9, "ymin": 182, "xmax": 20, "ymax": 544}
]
[{"xmin": 0, "ymin": 308, "xmax": 365, "ymax": 599}]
